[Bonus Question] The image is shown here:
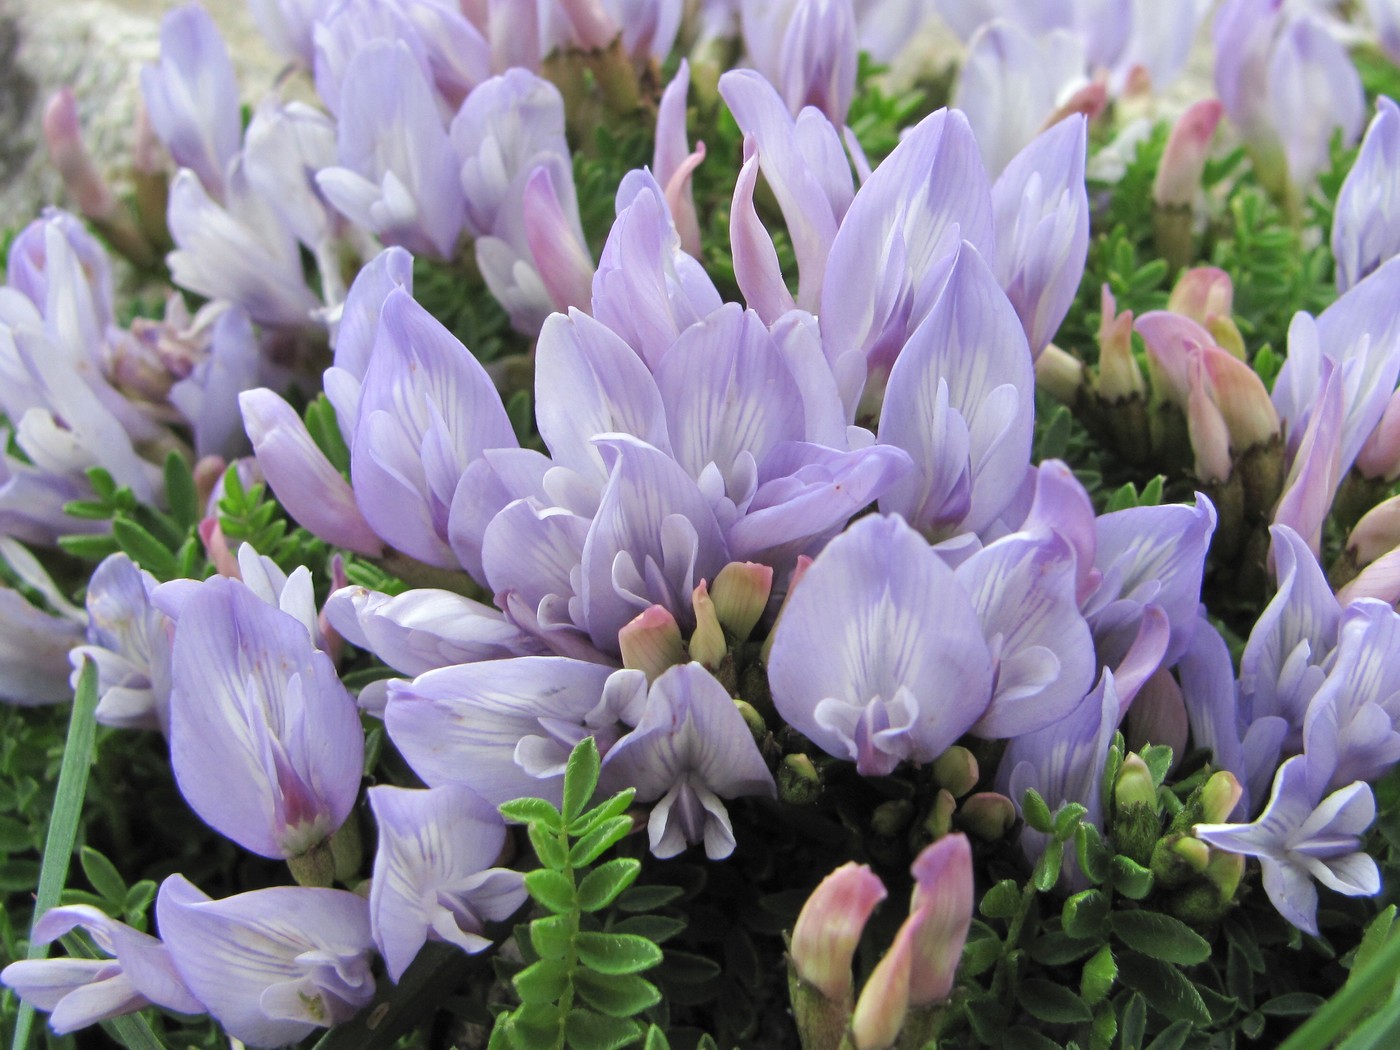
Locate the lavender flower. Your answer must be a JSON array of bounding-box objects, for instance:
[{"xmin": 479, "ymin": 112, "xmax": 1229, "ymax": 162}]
[
  {"xmin": 766, "ymin": 514, "xmax": 994, "ymax": 776},
  {"xmin": 601, "ymin": 662, "xmax": 776, "ymax": 858},
  {"xmin": 368, "ymin": 784, "xmax": 527, "ymax": 981},
  {"xmin": 1195, "ymin": 755, "xmax": 1380, "ymax": 935},
  {"xmin": 157, "ymin": 875, "xmax": 375, "ymax": 1047},
  {"xmin": 155, "ymin": 575, "xmax": 363, "ymax": 859},
  {"xmin": 740, "ymin": 0, "xmax": 859, "ymax": 125},
  {"xmin": 0, "ymin": 905, "xmax": 202, "ymax": 1034},
  {"xmin": 1333, "ymin": 97, "xmax": 1400, "ymax": 292}
]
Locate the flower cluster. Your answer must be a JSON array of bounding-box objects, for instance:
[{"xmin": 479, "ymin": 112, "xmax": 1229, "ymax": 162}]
[{"xmin": 3, "ymin": 1, "xmax": 1400, "ymax": 1048}]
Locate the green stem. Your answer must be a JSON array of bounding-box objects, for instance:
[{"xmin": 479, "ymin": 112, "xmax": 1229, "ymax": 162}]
[
  {"xmin": 556, "ymin": 828, "xmax": 581, "ymax": 1050},
  {"xmin": 989, "ymin": 882, "xmax": 1038, "ymax": 1004}
]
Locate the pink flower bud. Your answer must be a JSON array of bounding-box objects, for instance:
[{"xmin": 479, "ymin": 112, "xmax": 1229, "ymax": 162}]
[
  {"xmin": 1356, "ymin": 389, "xmax": 1400, "ymax": 481},
  {"xmin": 1204, "ymin": 350, "xmax": 1279, "ymax": 451},
  {"xmin": 1337, "ymin": 546, "xmax": 1400, "ymax": 606},
  {"xmin": 618, "ymin": 605, "xmax": 685, "ymax": 682},
  {"xmin": 710, "ymin": 561, "xmax": 774, "ymax": 642},
  {"xmin": 43, "ymin": 89, "xmax": 116, "ymax": 220},
  {"xmin": 689, "ymin": 580, "xmax": 727, "ymax": 669},
  {"xmin": 198, "ymin": 518, "xmax": 241, "ymax": 579},
  {"xmin": 1187, "ymin": 360, "xmax": 1232, "ymax": 483},
  {"xmin": 1348, "ymin": 493, "xmax": 1400, "ymax": 566},
  {"xmin": 1167, "ymin": 267, "xmax": 1236, "ymax": 338},
  {"xmin": 1154, "ymin": 99, "xmax": 1224, "ymax": 208},
  {"xmin": 790, "ymin": 862, "xmax": 887, "ymax": 1002},
  {"xmin": 1096, "ymin": 285, "xmax": 1144, "ymax": 401},
  {"xmin": 906, "ymin": 833, "xmax": 973, "ymax": 1007},
  {"xmin": 851, "ymin": 929, "xmax": 912, "ymax": 1050}
]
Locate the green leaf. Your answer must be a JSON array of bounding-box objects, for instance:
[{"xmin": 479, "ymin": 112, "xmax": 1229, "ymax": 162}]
[
  {"xmin": 656, "ymin": 950, "xmax": 722, "ymax": 985},
  {"xmin": 574, "ymin": 971, "xmax": 662, "ymax": 1018},
  {"xmin": 1081, "ymin": 946, "xmax": 1116, "ymax": 1006},
  {"xmin": 1259, "ymin": 993, "xmax": 1327, "ymax": 1017},
  {"xmin": 1120, "ymin": 993, "xmax": 1147, "ymax": 1050},
  {"xmin": 525, "ymin": 870, "xmax": 576, "ymax": 914},
  {"xmin": 1137, "ymin": 476, "xmax": 1165, "ymax": 507},
  {"xmin": 642, "ymin": 1025, "xmax": 670, "ymax": 1050},
  {"xmin": 1003, "ymin": 1027, "xmax": 1062, "ymax": 1050},
  {"xmin": 1032, "ymin": 838, "xmax": 1064, "ymax": 892},
  {"xmin": 1110, "ymin": 855, "xmax": 1154, "ymax": 900},
  {"xmin": 980, "ymin": 879, "xmax": 1023, "ymax": 920},
  {"xmin": 58, "ymin": 533, "xmax": 121, "ymax": 561},
  {"xmin": 1053, "ymin": 802, "xmax": 1087, "ymax": 840},
  {"xmin": 163, "ymin": 451, "xmax": 199, "ymax": 532},
  {"xmin": 571, "ymin": 817, "xmax": 635, "ymax": 868},
  {"xmin": 563, "ymin": 738, "xmax": 602, "ymax": 822},
  {"xmin": 962, "ymin": 930, "xmax": 1001, "ymax": 978},
  {"xmin": 514, "ymin": 958, "xmax": 569, "ymax": 1004},
  {"xmin": 1075, "ymin": 822, "xmax": 1111, "ymax": 885},
  {"xmin": 1030, "ymin": 931, "xmax": 1100, "ymax": 966},
  {"xmin": 528, "ymin": 823, "xmax": 569, "ymax": 871},
  {"xmin": 1109, "ymin": 911, "xmax": 1211, "ymax": 966},
  {"xmin": 1350, "ymin": 906, "xmax": 1397, "ymax": 977},
  {"xmin": 1063, "ymin": 889, "xmax": 1109, "ymax": 939},
  {"xmin": 575, "ymin": 932, "xmax": 663, "ymax": 975},
  {"xmin": 576, "ymin": 858, "xmax": 641, "ymax": 913},
  {"xmin": 79, "ymin": 847, "xmax": 127, "ymax": 904},
  {"xmin": 111, "ymin": 519, "xmax": 176, "ymax": 580},
  {"xmin": 613, "ymin": 885, "xmax": 684, "ymax": 913},
  {"xmin": 1143, "ymin": 1020, "xmax": 1192, "ymax": 1050},
  {"xmin": 1021, "ymin": 788, "xmax": 1054, "ymax": 834},
  {"xmin": 1017, "ymin": 978, "xmax": 1092, "ymax": 1024},
  {"xmin": 531, "ymin": 915, "xmax": 573, "ymax": 961},
  {"xmin": 1116, "ymin": 953, "xmax": 1210, "ymax": 1026},
  {"xmin": 608, "ymin": 916, "xmax": 686, "ymax": 944},
  {"xmin": 304, "ymin": 394, "xmax": 352, "ymax": 474},
  {"xmin": 500, "ymin": 798, "xmax": 564, "ymax": 831},
  {"xmin": 563, "ymin": 1009, "xmax": 642, "ymax": 1050},
  {"xmin": 570, "ymin": 789, "xmax": 637, "ymax": 837},
  {"xmin": 1140, "ymin": 745, "xmax": 1173, "ymax": 787}
]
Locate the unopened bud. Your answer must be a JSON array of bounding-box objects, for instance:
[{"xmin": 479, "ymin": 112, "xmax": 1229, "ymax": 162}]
[
  {"xmin": 1357, "ymin": 390, "xmax": 1400, "ymax": 482},
  {"xmin": 44, "ymin": 89, "xmax": 116, "ymax": 220},
  {"xmin": 958, "ymin": 792, "xmax": 1016, "ymax": 840},
  {"xmin": 932, "ymin": 747, "xmax": 979, "ymax": 798},
  {"xmin": 790, "ymin": 862, "xmax": 887, "ymax": 1002},
  {"xmin": 734, "ymin": 698, "xmax": 767, "ymax": 744},
  {"xmin": 1095, "ymin": 286, "xmax": 1144, "ymax": 401},
  {"xmin": 873, "ymin": 800, "xmax": 914, "ymax": 838},
  {"xmin": 922, "ymin": 789, "xmax": 957, "ymax": 840},
  {"xmin": 689, "ymin": 580, "xmax": 727, "ymax": 669},
  {"xmin": 779, "ymin": 754, "xmax": 822, "ymax": 805},
  {"xmin": 1169, "ymin": 836, "xmax": 1210, "ymax": 874},
  {"xmin": 1204, "ymin": 848, "xmax": 1245, "ymax": 901},
  {"xmin": 1115, "ymin": 754, "xmax": 1158, "ymax": 813},
  {"xmin": 850, "ymin": 923, "xmax": 913, "ymax": 1050},
  {"xmin": 1206, "ymin": 351, "xmax": 1279, "ymax": 452},
  {"xmin": 907, "ymin": 834, "xmax": 973, "ymax": 1007},
  {"xmin": 1187, "ymin": 361, "xmax": 1232, "ymax": 484},
  {"xmin": 1198, "ymin": 771, "xmax": 1244, "ymax": 824},
  {"xmin": 711, "ymin": 561, "xmax": 774, "ymax": 642},
  {"xmin": 1035, "ymin": 343, "xmax": 1085, "ymax": 405},
  {"xmin": 1154, "ymin": 99, "xmax": 1224, "ymax": 209},
  {"xmin": 1347, "ymin": 493, "xmax": 1400, "ymax": 567},
  {"xmin": 1168, "ymin": 267, "xmax": 1234, "ymax": 330},
  {"xmin": 619, "ymin": 605, "xmax": 684, "ymax": 682}
]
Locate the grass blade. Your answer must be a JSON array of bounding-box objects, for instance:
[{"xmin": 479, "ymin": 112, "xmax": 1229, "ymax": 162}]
[
  {"xmin": 9, "ymin": 660, "xmax": 166, "ymax": 1050},
  {"xmin": 1279, "ymin": 927, "xmax": 1400, "ymax": 1050}
]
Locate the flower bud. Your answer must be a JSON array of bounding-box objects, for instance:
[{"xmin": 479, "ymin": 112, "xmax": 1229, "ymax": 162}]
[
  {"xmin": 932, "ymin": 746, "xmax": 979, "ymax": 798},
  {"xmin": 1096, "ymin": 286, "xmax": 1144, "ymax": 401},
  {"xmin": 43, "ymin": 89, "xmax": 116, "ymax": 221},
  {"xmin": 872, "ymin": 800, "xmax": 913, "ymax": 838},
  {"xmin": 779, "ymin": 753, "xmax": 822, "ymax": 805},
  {"xmin": 689, "ymin": 580, "xmax": 727, "ymax": 669},
  {"xmin": 959, "ymin": 792, "xmax": 1017, "ymax": 840},
  {"xmin": 850, "ymin": 924, "xmax": 913, "ymax": 1050},
  {"xmin": 1204, "ymin": 848, "xmax": 1245, "ymax": 901},
  {"xmin": 790, "ymin": 863, "xmax": 887, "ymax": 1003},
  {"xmin": 734, "ymin": 697, "xmax": 767, "ymax": 743},
  {"xmin": 922, "ymin": 789, "xmax": 957, "ymax": 840},
  {"xmin": 1187, "ymin": 360, "xmax": 1233, "ymax": 483},
  {"xmin": 1204, "ymin": 351, "xmax": 1279, "ymax": 452},
  {"xmin": 1170, "ymin": 836, "xmax": 1211, "ymax": 874},
  {"xmin": 1115, "ymin": 754, "xmax": 1158, "ymax": 813},
  {"xmin": 1198, "ymin": 770, "xmax": 1244, "ymax": 824},
  {"xmin": 907, "ymin": 834, "xmax": 974, "ymax": 1007},
  {"xmin": 1035, "ymin": 343, "xmax": 1085, "ymax": 404},
  {"xmin": 1356, "ymin": 390, "xmax": 1400, "ymax": 481},
  {"xmin": 1167, "ymin": 268, "xmax": 1240, "ymax": 355},
  {"xmin": 618, "ymin": 605, "xmax": 685, "ymax": 682},
  {"xmin": 711, "ymin": 561, "xmax": 774, "ymax": 642},
  {"xmin": 1154, "ymin": 99, "xmax": 1224, "ymax": 209}
]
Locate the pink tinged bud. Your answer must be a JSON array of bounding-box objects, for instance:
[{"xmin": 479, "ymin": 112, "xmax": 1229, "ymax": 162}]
[
  {"xmin": 1200, "ymin": 770, "xmax": 1244, "ymax": 824},
  {"xmin": 1337, "ymin": 546, "xmax": 1400, "ymax": 606},
  {"xmin": 198, "ymin": 517, "xmax": 241, "ymax": 578},
  {"xmin": 1348, "ymin": 494, "xmax": 1400, "ymax": 566},
  {"xmin": 1187, "ymin": 360, "xmax": 1233, "ymax": 483},
  {"xmin": 1153, "ymin": 99, "xmax": 1224, "ymax": 208},
  {"xmin": 43, "ymin": 90, "xmax": 116, "ymax": 221},
  {"xmin": 1167, "ymin": 267, "xmax": 1235, "ymax": 331},
  {"xmin": 689, "ymin": 580, "xmax": 727, "ymax": 669},
  {"xmin": 1096, "ymin": 286, "xmax": 1143, "ymax": 400},
  {"xmin": 1042, "ymin": 80, "xmax": 1107, "ymax": 133},
  {"xmin": 906, "ymin": 833, "xmax": 974, "ymax": 1007},
  {"xmin": 1035, "ymin": 344, "xmax": 1085, "ymax": 404},
  {"xmin": 932, "ymin": 746, "xmax": 978, "ymax": 797},
  {"xmin": 1356, "ymin": 389, "xmax": 1400, "ymax": 481},
  {"xmin": 1205, "ymin": 350, "xmax": 1280, "ymax": 451},
  {"xmin": 557, "ymin": 0, "xmax": 618, "ymax": 49},
  {"xmin": 850, "ymin": 921, "xmax": 913, "ymax": 1050},
  {"xmin": 710, "ymin": 561, "xmax": 773, "ymax": 642},
  {"xmin": 618, "ymin": 605, "xmax": 685, "ymax": 682},
  {"xmin": 790, "ymin": 862, "xmax": 887, "ymax": 1002},
  {"xmin": 655, "ymin": 60, "xmax": 704, "ymax": 259},
  {"xmin": 522, "ymin": 166, "xmax": 595, "ymax": 314},
  {"xmin": 238, "ymin": 389, "xmax": 386, "ymax": 557}
]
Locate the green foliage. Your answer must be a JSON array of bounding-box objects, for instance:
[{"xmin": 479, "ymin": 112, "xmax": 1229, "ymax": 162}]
[
  {"xmin": 217, "ymin": 463, "xmax": 327, "ymax": 576},
  {"xmin": 491, "ymin": 739, "xmax": 672, "ymax": 1050},
  {"xmin": 58, "ymin": 461, "xmax": 205, "ymax": 582}
]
